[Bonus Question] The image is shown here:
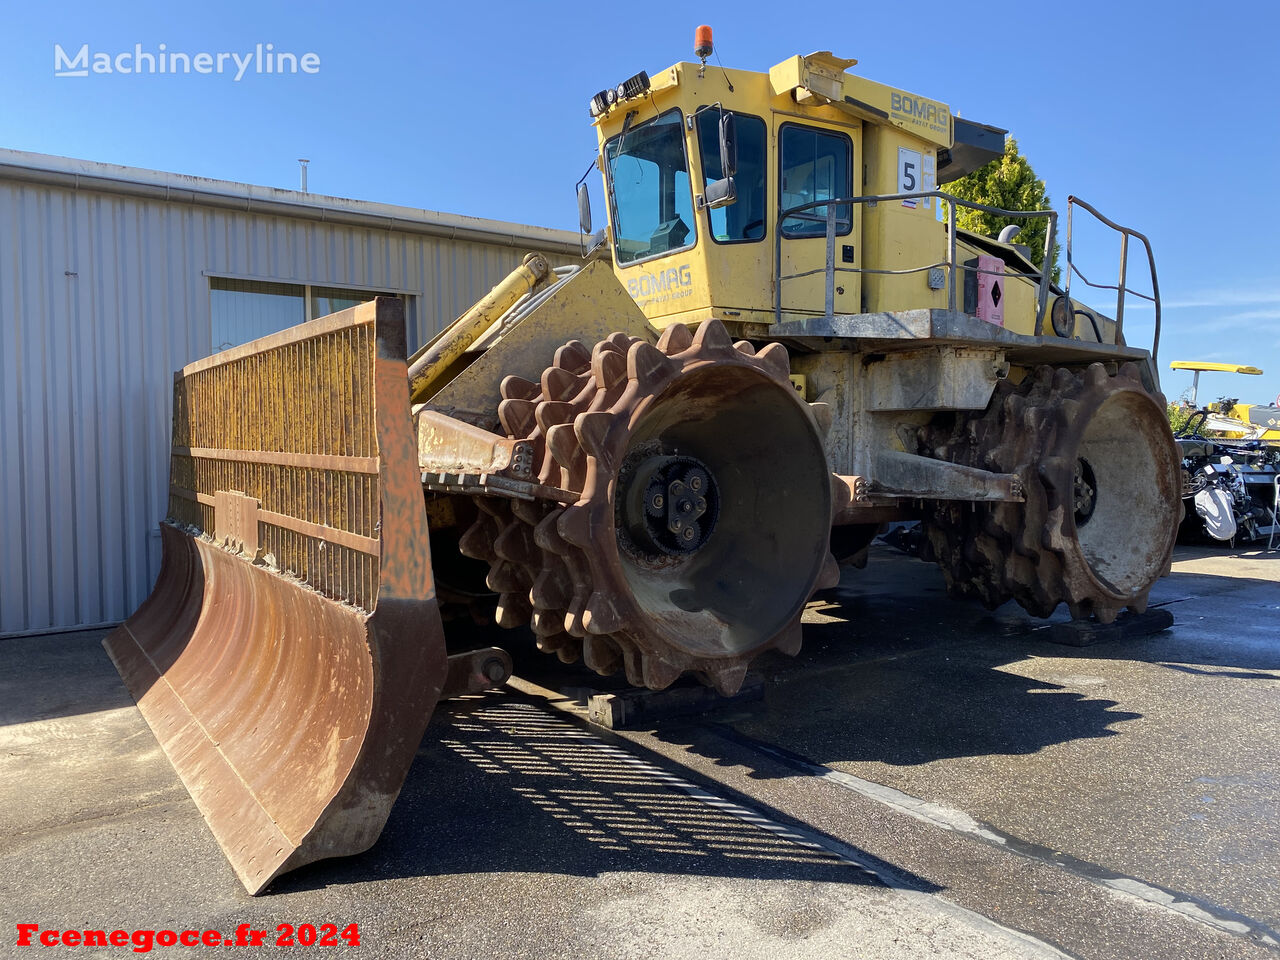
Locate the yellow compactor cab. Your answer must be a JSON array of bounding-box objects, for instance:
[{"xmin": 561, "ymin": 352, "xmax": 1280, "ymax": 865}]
[
  {"xmin": 106, "ymin": 29, "xmax": 1185, "ymax": 894},
  {"xmin": 586, "ymin": 44, "xmax": 1107, "ymax": 343}
]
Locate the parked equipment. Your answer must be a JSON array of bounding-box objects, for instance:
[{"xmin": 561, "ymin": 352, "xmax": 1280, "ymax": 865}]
[
  {"xmin": 1170, "ymin": 362, "xmax": 1280, "ymax": 543},
  {"xmin": 107, "ymin": 33, "xmax": 1182, "ymax": 892},
  {"xmin": 1169, "ymin": 361, "xmax": 1280, "ymax": 441}
]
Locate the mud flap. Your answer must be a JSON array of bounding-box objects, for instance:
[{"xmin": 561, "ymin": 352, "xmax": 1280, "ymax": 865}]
[{"xmin": 104, "ymin": 298, "xmax": 446, "ymax": 894}]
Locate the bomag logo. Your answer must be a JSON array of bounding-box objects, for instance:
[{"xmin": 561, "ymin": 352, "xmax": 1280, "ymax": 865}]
[
  {"xmin": 890, "ymin": 91, "xmax": 948, "ymax": 133},
  {"xmin": 626, "ymin": 263, "xmax": 694, "ymax": 304}
]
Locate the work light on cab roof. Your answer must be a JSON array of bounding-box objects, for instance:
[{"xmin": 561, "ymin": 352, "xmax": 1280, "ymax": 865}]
[{"xmin": 588, "ymin": 69, "xmax": 651, "ymax": 118}]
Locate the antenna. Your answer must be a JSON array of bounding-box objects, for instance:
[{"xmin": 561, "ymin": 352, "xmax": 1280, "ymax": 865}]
[
  {"xmin": 298, "ymin": 159, "xmax": 310, "ymax": 193},
  {"xmin": 694, "ymin": 25, "xmax": 734, "ymax": 91}
]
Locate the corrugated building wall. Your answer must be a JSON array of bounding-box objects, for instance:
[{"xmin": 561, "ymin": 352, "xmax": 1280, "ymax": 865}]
[{"xmin": 0, "ymin": 149, "xmax": 581, "ymax": 635}]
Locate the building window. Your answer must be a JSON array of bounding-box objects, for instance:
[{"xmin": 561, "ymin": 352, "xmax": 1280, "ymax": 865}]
[
  {"xmin": 210, "ymin": 277, "xmax": 401, "ymax": 351},
  {"xmin": 311, "ymin": 285, "xmax": 380, "ymax": 320},
  {"xmin": 779, "ymin": 124, "xmax": 853, "ymax": 239}
]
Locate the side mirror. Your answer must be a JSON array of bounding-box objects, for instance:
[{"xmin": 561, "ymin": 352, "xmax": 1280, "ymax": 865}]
[
  {"xmin": 702, "ymin": 176, "xmax": 736, "ymax": 210},
  {"xmin": 719, "ymin": 112, "xmax": 737, "ymax": 178},
  {"xmin": 577, "ymin": 182, "xmax": 592, "ymax": 236}
]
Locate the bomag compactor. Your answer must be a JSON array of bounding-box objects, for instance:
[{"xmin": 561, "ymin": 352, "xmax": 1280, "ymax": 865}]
[{"xmin": 106, "ymin": 33, "xmax": 1182, "ymax": 893}]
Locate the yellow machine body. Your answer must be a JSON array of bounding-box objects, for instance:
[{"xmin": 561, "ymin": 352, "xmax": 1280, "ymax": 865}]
[
  {"xmin": 106, "ymin": 42, "xmax": 1182, "ymax": 898},
  {"xmin": 590, "ymin": 52, "xmax": 1047, "ymax": 337}
]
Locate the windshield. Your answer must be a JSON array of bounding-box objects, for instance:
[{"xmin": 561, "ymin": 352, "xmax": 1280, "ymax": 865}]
[{"xmin": 605, "ymin": 109, "xmax": 696, "ymax": 265}]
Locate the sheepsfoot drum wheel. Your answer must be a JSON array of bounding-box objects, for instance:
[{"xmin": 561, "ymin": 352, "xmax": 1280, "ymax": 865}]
[
  {"xmin": 920, "ymin": 362, "xmax": 1182, "ymax": 623},
  {"xmin": 460, "ymin": 319, "xmax": 840, "ymax": 694}
]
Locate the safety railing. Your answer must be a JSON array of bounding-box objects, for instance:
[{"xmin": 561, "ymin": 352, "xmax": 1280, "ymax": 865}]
[
  {"xmin": 1064, "ymin": 196, "xmax": 1162, "ymax": 362},
  {"xmin": 774, "ymin": 192, "xmax": 1057, "ymax": 332}
]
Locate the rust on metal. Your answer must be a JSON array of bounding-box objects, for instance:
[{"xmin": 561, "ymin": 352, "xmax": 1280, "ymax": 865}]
[
  {"xmin": 438, "ymin": 646, "xmax": 514, "ymax": 700},
  {"xmin": 174, "ymin": 445, "xmax": 381, "ymax": 474},
  {"xmin": 868, "ymin": 450, "xmax": 1026, "ymax": 502},
  {"xmin": 837, "ymin": 474, "xmax": 869, "ymax": 503},
  {"xmin": 416, "ymin": 408, "xmax": 535, "ymax": 478},
  {"xmin": 920, "ymin": 362, "xmax": 1181, "ymax": 623},
  {"xmin": 459, "ymin": 319, "xmax": 838, "ymax": 695},
  {"xmin": 169, "ymin": 487, "xmax": 383, "ymax": 557},
  {"xmin": 419, "ymin": 470, "xmax": 577, "ymax": 504},
  {"xmin": 213, "ymin": 489, "xmax": 260, "ymax": 556},
  {"xmin": 833, "ymin": 502, "xmax": 906, "ymax": 527},
  {"xmin": 104, "ymin": 297, "xmax": 446, "ymax": 895}
]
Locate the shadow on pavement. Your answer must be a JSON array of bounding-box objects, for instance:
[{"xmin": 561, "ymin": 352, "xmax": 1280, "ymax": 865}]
[
  {"xmin": 271, "ymin": 695, "xmax": 936, "ymax": 896},
  {"xmin": 644, "ymin": 547, "xmax": 1279, "ymax": 778},
  {"xmin": 0, "ymin": 629, "xmax": 131, "ymax": 727}
]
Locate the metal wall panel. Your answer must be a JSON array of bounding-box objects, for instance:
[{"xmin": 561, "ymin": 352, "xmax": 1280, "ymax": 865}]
[{"xmin": 0, "ymin": 175, "xmax": 577, "ymax": 634}]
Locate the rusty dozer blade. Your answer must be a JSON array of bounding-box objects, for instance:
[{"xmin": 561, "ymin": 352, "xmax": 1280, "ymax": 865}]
[{"xmin": 104, "ymin": 298, "xmax": 446, "ymax": 895}]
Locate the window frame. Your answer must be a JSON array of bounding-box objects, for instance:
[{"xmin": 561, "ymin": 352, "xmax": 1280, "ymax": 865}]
[
  {"xmin": 603, "ymin": 107, "xmax": 699, "ymax": 268},
  {"xmin": 777, "ymin": 122, "xmax": 855, "ymax": 241},
  {"xmin": 693, "ymin": 108, "xmax": 769, "ymax": 246},
  {"xmin": 206, "ymin": 273, "xmax": 411, "ymax": 352}
]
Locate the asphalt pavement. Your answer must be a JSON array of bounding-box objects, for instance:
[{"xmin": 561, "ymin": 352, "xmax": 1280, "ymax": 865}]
[{"xmin": 1, "ymin": 543, "xmax": 1276, "ymax": 958}]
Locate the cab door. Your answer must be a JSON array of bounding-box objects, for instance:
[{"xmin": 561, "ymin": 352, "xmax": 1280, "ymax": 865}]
[{"xmin": 776, "ymin": 121, "xmax": 861, "ymax": 318}]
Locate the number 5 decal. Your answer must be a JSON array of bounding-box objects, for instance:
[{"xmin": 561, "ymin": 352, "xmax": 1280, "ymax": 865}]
[{"xmin": 899, "ymin": 147, "xmax": 922, "ymax": 208}]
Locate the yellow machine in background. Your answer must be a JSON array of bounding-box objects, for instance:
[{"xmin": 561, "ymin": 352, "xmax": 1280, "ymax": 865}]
[
  {"xmin": 107, "ymin": 29, "xmax": 1183, "ymax": 893},
  {"xmin": 1169, "ymin": 360, "xmax": 1280, "ymax": 441},
  {"xmin": 1222, "ymin": 402, "xmax": 1280, "ymax": 441},
  {"xmin": 1169, "ymin": 361, "xmax": 1280, "ymax": 543}
]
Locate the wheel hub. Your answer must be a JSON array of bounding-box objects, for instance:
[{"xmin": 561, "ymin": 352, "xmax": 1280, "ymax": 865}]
[{"xmin": 621, "ymin": 454, "xmax": 719, "ymax": 556}]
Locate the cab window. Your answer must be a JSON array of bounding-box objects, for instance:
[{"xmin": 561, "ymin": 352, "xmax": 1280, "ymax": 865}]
[
  {"xmin": 780, "ymin": 124, "xmax": 853, "ymax": 238},
  {"xmin": 695, "ymin": 110, "xmax": 767, "ymax": 243},
  {"xmin": 605, "ymin": 110, "xmax": 696, "ymax": 265}
]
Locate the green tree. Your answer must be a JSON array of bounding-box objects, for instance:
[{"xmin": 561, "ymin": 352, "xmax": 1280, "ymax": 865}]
[
  {"xmin": 1166, "ymin": 402, "xmax": 1195, "ymax": 436},
  {"xmin": 941, "ymin": 137, "xmax": 1061, "ymax": 284}
]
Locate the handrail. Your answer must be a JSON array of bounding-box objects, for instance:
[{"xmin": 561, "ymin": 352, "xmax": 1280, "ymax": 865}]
[
  {"xmin": 773, "ymin": 191, "xmax": 1057, "ymax": 334},
  {"xmin": 1064, "ymin": 196, "xmax": 1162, "ymax": 362}
]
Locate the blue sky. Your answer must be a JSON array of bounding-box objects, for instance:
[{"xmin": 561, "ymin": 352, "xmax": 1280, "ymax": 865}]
[{"xmin": 3, "ymin": 0, "xmax": 1278, "ymax": 407}]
